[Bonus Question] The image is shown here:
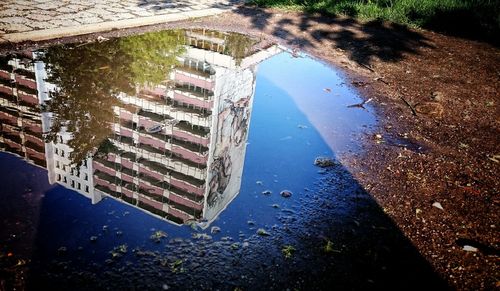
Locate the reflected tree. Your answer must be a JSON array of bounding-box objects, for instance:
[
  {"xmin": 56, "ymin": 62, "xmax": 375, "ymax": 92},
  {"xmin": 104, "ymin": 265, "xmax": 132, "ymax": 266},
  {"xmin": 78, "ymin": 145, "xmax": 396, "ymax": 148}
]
[
  {"xmin": 38, "ymin": 30, "xmax": 185, "ymax": 166},
  {"xmin": 224, "ymin": 33, "xmax": 256, "ymax": 65}
]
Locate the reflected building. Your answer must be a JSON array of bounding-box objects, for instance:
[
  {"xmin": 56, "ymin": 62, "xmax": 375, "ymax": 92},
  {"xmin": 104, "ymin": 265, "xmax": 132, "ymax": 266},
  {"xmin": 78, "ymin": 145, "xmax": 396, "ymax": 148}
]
[
  {"xmin": 0, "ymin": 53, "xmax": 46, "ymax": 168},
  {"xmin": 33, "ymin": 29, "xmax": 281, "ymax": 227}
]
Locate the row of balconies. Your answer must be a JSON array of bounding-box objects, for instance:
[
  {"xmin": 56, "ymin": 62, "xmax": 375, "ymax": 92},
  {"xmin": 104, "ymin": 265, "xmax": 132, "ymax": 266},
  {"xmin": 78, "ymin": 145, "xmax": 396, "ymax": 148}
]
[
  {"xmin": 93, "ymin": 167, "xmax": 199, "ymax": 223},
  {"xmin": 95, "ymin": 154, "xmax": 205, "ymax": 202}
]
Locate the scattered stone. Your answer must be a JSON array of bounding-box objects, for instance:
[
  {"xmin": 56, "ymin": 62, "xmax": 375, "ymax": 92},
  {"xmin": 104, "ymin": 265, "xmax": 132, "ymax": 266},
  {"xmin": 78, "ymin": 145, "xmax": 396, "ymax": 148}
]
[
  {"xmin": 210, "ymin": 226, "xmax": 221, "ymax": 234},
  {"xmin": 271, "ymin": 204, "xmax": 280, "ymax": 208},
  {"xmin": 280, "ymin": 190, "xmax": 293, "ymax": 198},
  {"xmin": 256, "ymin": 181, "xmax": 263, "ymax": 185},
  {"xmin": 262, "ymin": 190, "xmax": 272, "ymax": 195},
  {"xmin": 431, "ymin": 91, "xmax": 444, "ymax": 102},
  {"xmin": 257, "ymin": 228, "xmax": 270, "ymax": 236},
  {"xmin": 96, "ymin": 36, "xmax": 109, "ymax": 42},
  {"xmin": 90, "ymin": 236, "xmax": 98, "ymax": 242},
  {"xmin": 415, "ymin": 102, "xmax": 444, "ymax": 116},
  {"xmin": 463, "ymin": 245, "xmax": 478, "ymax": 252},
  {"xmin": 192, "ymin": 233, "xmax": 212, "ymax": 240},
  {"xmin": 314, "ymin": 157, "xmax": 336, "ymax": 168},
  {"xmin": 432, "ymin": 202, "xmax": 444, "ymax": 210}
]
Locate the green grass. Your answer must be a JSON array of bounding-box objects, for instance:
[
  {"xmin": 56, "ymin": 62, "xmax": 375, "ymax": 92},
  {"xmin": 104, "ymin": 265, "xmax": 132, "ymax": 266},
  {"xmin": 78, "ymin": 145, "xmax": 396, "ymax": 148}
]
[{"xmin": 251, "ymin": 0, "xmax": 500, "ymax": 41}]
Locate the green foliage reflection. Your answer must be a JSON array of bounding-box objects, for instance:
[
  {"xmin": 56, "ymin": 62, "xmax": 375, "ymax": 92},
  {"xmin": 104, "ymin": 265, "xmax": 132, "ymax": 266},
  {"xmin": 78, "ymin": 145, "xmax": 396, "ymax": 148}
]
[{"xmin": 39, "ymin": 30, "xmax": 185, "ymax": 166}]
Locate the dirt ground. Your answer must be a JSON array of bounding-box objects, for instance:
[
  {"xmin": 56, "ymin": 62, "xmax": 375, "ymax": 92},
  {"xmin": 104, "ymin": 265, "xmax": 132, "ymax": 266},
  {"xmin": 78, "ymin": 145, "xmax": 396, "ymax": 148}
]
[{"xmin": 1, "ymin": 5, "xmax": 498, "ymax": 290}]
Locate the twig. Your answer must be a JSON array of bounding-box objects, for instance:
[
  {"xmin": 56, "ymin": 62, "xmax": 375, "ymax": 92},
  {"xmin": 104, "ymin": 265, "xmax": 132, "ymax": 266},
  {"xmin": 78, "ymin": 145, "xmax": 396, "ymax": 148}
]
[
  {"xmin": 399, "ymin": 96, "xmax": 417, "ymax": 116},
  {"xmin": 348, "ymin": 98, "xmax": 373, "ymax": 109},
  {"xmin": 375, "ymin": 77, "xmax": 389, "ymax": 85},
  {"xmin": 360, "ymin": 63, "xmax": 375, "ymax": 72}
]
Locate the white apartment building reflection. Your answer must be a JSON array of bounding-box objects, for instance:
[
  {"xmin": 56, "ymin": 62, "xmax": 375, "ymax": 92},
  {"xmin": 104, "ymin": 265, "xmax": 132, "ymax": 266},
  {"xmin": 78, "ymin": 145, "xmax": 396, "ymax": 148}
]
[
  {"xmin": 35, "ymin": 30, "xmax": 281, "ymax": 227},
  {"xmin": 0, "ymin": 52, "xmax": 46, "ymax": 168}
]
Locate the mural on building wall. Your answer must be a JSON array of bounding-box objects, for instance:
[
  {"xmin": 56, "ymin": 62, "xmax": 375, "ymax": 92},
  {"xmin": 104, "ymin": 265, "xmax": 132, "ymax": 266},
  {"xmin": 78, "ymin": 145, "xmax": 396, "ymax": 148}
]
[{"xmin": 207, "ymin": 96, "xmax": 252, "ymax": 209}]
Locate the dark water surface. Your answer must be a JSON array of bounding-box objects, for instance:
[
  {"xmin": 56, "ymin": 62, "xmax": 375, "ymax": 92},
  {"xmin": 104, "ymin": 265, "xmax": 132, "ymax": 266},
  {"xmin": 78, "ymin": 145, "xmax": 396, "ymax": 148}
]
[{"xmin": 0, "ymin": 29, "xmax": 446, "ymax": 290}]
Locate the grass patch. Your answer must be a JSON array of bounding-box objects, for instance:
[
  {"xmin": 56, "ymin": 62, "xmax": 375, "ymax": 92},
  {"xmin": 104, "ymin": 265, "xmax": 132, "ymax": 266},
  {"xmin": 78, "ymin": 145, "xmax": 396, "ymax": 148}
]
[{"xmin": 251, "ymin": 0, "xmax": 500, "ymax": 42}]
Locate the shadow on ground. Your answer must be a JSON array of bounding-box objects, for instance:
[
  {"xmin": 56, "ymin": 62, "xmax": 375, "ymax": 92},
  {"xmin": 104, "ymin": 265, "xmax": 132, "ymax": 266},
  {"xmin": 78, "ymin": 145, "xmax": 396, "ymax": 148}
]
[
  {"xmin": 233, "ymin": 6, "xmax": 434, "ymax": 67},
  {"xmin": 245, "ymin": 0, "xmax": 499, "ymax": 47}
]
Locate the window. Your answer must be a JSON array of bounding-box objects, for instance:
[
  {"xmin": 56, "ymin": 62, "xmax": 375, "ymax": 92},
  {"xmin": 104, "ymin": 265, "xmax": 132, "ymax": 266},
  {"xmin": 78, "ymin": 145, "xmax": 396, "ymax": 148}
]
[
  {"xmin": 85, "ymin": 185, "xmax": 89, "ymax": 193},
  {"xmin": 63, "ymin": 176, "xmax": 67, "ymax": 183},
  {"xmin": 84, "ymin": 173, "xmax": 88, "ymax": 181},
  {"xmin": 57, "ymin": 174, "xmax": 61, "ymax": 181},
  {"xmin": 77, "ymin": 183, "xmax": 81, "ymax": 190},
  {"xmin": 56, "ymin": 161, "xmax": 60, "ymax": 168},
  {"xmin": 71, "ymin": 180, "xmax": 75, "ymax": 188}
]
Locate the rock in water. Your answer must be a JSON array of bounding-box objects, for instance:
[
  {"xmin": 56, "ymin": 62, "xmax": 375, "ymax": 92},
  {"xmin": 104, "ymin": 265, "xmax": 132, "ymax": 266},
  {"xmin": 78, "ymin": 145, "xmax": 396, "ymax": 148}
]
[
  {"xmin": 280, "ymin": 190, "xmax": 292, "ymax": 198},
  {"xmin": 314, "ymin": 157, "xmax": 336, "ymax": 168}
]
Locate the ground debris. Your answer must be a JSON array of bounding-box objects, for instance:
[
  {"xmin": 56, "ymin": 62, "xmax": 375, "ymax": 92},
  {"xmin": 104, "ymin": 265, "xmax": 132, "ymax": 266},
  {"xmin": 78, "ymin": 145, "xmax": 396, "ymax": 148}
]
[
  {"xmin": 432, "ymin": 202, "xmax": 444, "ymax": 210},
  {"xmin": 347, "ymin": 98, "xmax": 373, "ymax": 108},
  {"xmin": 415, "ymin": 102, "xmax": 444, "ymax": 116},
  {"xmin": 257, "ymin": 228, "xmax": 270, "ymax": 236},
  {"xmin": 314, "ymin": 157, "xmax": 336, "ymax": 167},
  {"xmin": 462, "ymin": 245, "xmax": 478, "ymax": 252},
  {"xmin": 282, "ymin": 245, "xmax": 296, "ymax": 259}
]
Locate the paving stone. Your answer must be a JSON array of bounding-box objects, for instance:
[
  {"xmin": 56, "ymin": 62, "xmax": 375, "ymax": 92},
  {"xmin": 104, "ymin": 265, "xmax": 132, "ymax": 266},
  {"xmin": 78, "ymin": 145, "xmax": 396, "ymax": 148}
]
[
  {"xmin": 72, "ymin": 11, "xmax": 99, "ymax": 19},
  {"xmin": 34, "ymin": 2, "xmax": 63, "ymax": 10},
  {"xmin": 0, "ymin": 8, "xmax": 31, "ymax": 17},
  {"xmin": 130, "ymin": 10, "xmax": 156, "ymax": 17},
  {"xmin": 0, "ymin": 22, "xmax": 32, "ymax": 33},
  {"xmin": 64, "ymin": 4, "xmax": 88, "ymax": 11},
  {"xmin": 105, "ymin": 7, "xmax": 131, "ymax": 13},
  {"xmin": 101, "ymin": 13, "xmax": 136, "ymax": 22},
  {"xmin": 26, "ymin": 14, "xmax": 54, "ymax": 22},
  {"xmin": 37, "ymin": 9, "xmax": 60, "ymax": 16},
  {"xmin": 30, "ymin": 22, "xmax": 58, "ymax": 30},
  {"xmin": 85, "ymin": 8, "xmax": 115, "ymax": 18},
  {"xmin": 1, "ymin": 17, "xmax": 28, "ymax": 24},
  {"xmin": 56, "ymin": 7, "xmax": 78, "ymax": 13},
  {"xmin": 49, "ymin": 19, "xmax": 81, "ymax": 27}
]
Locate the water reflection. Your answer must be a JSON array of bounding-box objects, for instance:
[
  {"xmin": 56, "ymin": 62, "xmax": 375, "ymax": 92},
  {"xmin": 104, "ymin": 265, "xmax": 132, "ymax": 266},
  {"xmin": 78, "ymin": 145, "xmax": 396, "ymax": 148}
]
[
  {"xmin": 0, "ymin": 29, "xmax": 447, "ymax": 290},
  {"xmin": 1, "ymin": 29, "xmax": 281, "ymax": 228}
]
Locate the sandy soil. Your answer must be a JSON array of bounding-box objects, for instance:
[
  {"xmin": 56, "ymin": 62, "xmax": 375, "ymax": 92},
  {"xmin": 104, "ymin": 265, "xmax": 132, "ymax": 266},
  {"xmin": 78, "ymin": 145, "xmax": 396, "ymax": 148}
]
[{"xmin": 0, "ymin": 6, "xmax": 498, "ymax": 290}]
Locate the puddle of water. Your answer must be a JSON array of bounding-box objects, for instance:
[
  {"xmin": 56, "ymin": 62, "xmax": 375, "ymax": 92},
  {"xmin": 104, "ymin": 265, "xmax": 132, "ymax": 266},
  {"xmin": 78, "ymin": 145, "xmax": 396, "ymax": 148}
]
[{"xmin": 0, "ymin": 29, "xmax": 445, "ymax": 290}]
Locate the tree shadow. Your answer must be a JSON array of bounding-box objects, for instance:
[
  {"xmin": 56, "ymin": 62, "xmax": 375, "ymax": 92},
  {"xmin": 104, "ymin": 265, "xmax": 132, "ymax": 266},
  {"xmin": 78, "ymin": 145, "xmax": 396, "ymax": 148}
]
[
  {"xmin": 231, "ymin": 6, "xmax": 434, "ymax": 67},
  {"xmin": 409, "ymin": 7, "xmax": 500, "ymax": 46}
]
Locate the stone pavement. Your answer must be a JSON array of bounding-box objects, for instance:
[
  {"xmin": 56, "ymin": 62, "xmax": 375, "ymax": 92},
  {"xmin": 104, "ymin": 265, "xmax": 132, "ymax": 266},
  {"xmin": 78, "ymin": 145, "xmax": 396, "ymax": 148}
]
[{"xmin": 0, "ymin": 0, "xmax": 241, "ymax": 43}]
